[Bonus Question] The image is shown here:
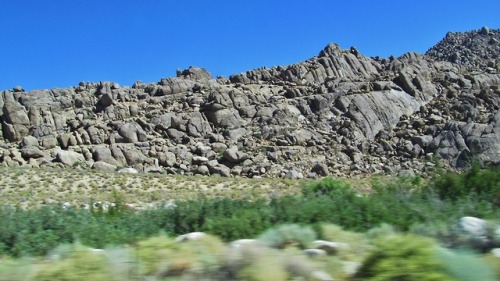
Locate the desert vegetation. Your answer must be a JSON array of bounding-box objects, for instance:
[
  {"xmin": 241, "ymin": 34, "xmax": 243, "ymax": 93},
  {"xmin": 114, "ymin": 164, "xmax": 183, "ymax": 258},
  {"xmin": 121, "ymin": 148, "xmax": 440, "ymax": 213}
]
[{"xmin": 0, "ymin": 165, "xmax": 498, "ymax": 280}]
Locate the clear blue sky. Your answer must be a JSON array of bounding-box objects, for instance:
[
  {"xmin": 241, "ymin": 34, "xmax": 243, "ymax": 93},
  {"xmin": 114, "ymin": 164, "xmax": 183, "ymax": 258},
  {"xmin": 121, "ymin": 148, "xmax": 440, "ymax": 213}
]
[{"xmin": 1, "ymin": 0, "xmax": 499, "ymax": 91}]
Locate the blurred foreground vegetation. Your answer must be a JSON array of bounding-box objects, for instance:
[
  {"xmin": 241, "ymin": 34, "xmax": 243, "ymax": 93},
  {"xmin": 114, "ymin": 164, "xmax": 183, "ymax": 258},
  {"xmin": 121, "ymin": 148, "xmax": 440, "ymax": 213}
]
[{"xmin": 0, "ymin": 165, "xmax": 498, "ymax": 280}]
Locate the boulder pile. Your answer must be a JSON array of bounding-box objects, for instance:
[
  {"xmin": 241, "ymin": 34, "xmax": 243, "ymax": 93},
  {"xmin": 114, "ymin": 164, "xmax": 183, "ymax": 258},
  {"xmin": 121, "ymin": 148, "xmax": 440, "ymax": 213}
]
[{"xmin": 1, "ymin": 28, "xmax": 498, "ymax": 178}]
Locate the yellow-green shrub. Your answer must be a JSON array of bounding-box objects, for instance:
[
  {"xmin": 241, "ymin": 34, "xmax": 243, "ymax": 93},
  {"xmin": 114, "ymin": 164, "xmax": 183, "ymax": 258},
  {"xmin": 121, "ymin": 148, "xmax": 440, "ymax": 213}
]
[
  {"xmin": 34, "ymin": 246, "xmax": 115, "ymax": 281},
  {"xmin": 135, "ymin": 234, "xmax": 225, "ymax": 278},
  {"xmin": 354, "ymin": 234, "xmax": 454, "ymax": 281},
  {"xmin": 135, "ymin": 235, "xmax": 176, "ymax": 276}
]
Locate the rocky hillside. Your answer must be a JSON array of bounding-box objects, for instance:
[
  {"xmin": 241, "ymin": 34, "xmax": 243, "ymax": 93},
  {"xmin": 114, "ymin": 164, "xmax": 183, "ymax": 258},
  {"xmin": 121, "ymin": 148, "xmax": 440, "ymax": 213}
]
[{"xmin": 1, "ymin": 27, "xmax": 499, "ymax": 179}]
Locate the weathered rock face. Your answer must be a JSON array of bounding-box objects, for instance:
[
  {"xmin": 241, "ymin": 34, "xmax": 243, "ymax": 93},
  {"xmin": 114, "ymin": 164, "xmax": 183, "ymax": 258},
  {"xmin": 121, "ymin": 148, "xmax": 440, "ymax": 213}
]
[
  {"xmin": 426, "ymin": 27, "xmax": 500, "ymax": 70},
  {"xmin": 1, "ymin": 28, "xmax": 499, "ymax": 178}
]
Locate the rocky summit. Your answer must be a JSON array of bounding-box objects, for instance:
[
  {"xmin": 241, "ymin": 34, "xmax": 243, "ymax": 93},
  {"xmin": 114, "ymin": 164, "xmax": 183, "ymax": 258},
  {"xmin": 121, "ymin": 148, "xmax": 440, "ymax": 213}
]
[{"xmin": 1, "ymin": 27, "xmax": 499, "ymax": 179}]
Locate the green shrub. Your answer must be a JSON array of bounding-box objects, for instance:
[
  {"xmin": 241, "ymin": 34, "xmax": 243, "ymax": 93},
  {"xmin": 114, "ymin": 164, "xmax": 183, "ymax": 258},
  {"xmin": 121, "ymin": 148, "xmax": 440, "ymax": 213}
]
[
  {"xmin": 34, "ymin": 245, "xmax": 115, "ymax": 281},
  {"xmin": 320, "ymin": 224, "xmax": 369, "ymax": 261},
  {"xmin": 431, "ymin": 164, "xmax": 500, "ymax": 202},
  {"xmin": 483, "ymin": 252, "xmax": 500, "ymax": 280},
  {"xmin": 0, "ymin": 257, "xmax": 33, "ymax": 281},
  {"xmin": 135, "ymin": 234, "xmax": 225, "ymax": 279},
  {"xmin": 135, "ymin": 235, "xmax": 176, "ymax": 276},
  {"xmin": 436, "ymin": 249, "xmax": 497, "ymax": 281},
  {"xmin": 258, "ymin": 224, "xmax": 316, "ymax": 249},
  {"xmin": 302, "ymin": 177, "xmax": 354, "ymax": 198},
  {"xmin": 175, "ymin": 234, "xmax": 225, "ymax": 279},
  {"xmin": 201, "ymin": 198, "xmax": 272, "ymax": 241},
  {"xmin": 354, "ymin": 234, "xmax": 454, "ymax": 281},
  {"xmin": 235, "ymin": 247, "xmax": 289, "ymax": 281}
]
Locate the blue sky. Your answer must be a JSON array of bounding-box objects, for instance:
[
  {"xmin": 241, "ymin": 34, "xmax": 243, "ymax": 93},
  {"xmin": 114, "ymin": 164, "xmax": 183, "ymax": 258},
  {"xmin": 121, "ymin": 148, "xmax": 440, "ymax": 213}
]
[{"xmin": 1, "ymin": 1, "xmax": 499, "ymax": 91}]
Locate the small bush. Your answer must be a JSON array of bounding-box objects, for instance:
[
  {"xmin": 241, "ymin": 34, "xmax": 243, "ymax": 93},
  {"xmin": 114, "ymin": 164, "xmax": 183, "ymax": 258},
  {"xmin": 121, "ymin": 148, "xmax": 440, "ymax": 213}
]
[
  {"xmin": 34, "ymin": 245, "xmax": 115, "ymax": 281},
  {"xmin": 236, "ymin": 249, "xmax": 289, "ymax": 281},
  {"xmin": 135, "ymin": 235, "xmax": 176, "ymax": 276},
  {"xmin": 431, "ymin": 164, "xmax": 500, "ymax": 203},
  {"xmin": 0, "ymin": 257, "xmax": 33, "ymax": 281},
  {"xmin": 302, "ymin": 177, "xmax": 354, "ymax": 198},
  {"xmin": 437, "ymin": 249, "xmax": 497, "ymax": 281},
  {"xmin": 354, "ymin": 234, "xmax": 454, "ymax": 281},
  {"xmin": 320, "ymin": 224, "xmax": 369, "ymax": 261},
  {"xmin": 483, "ymin": 252, "xmax": 500, "ymax": 280},
  {"xmin": 258, "ymin": 224, "xmax": 316, "ymax": 249}
]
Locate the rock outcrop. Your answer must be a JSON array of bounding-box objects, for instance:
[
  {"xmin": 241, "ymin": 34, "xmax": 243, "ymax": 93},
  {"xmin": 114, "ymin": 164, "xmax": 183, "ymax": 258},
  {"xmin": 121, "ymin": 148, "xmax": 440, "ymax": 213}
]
[{"xmin": 1, "ymin": 28, "xmax": 498, "ymax": 178}]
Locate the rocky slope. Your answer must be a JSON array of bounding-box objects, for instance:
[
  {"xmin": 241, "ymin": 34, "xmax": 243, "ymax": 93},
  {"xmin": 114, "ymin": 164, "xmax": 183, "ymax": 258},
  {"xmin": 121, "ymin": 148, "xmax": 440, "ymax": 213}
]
[{"xmin": 1, "ymin": 27, "xmax": 499, "ymax": 179}]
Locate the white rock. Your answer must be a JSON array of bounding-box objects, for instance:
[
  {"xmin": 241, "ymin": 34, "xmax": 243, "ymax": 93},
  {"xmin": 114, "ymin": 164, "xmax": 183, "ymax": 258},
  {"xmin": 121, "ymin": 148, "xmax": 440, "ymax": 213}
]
[
  {"xmin": 175, "ymin": 232, "xmax": 206, "ymax": 242},
  {"xmin": 310, "ymin": 270, "xmax": 334, "ymax": 281},
  {"xmin": 457, "ymin": 216, "xmax": 487, "ymax": 237},
  {"xmin": 117, "ymin": 167, "xmax": 138, "ymax": 174},
  {"xmin": 304, "ymin": 248, "xmax": 327, "ymax": 257},
  {"xmin": 491, "ymin": 248, "xmax": 500, "ymax": 258},
  {"xmin": 229, "ymin": 239, "xmax": 260, "ymax": 248},
  {"xmin": 313, "ymin": 240, "xmax": 350, "ymax": 255}
]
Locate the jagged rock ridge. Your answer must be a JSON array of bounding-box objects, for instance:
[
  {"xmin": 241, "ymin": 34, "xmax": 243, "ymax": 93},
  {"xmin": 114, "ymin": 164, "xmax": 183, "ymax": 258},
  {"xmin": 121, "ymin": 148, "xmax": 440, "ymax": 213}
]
[{"xmin": 1, "ymin": 27, "xmax": 499, "ymax": 178}]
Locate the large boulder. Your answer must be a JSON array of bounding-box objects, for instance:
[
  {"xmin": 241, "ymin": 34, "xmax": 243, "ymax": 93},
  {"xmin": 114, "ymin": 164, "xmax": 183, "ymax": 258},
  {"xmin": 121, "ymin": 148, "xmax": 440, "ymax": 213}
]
[
  {"xmin": 223, "ymin": 146, "xmax": 248, "ymax": 163},
  {"xmin": 117, "ymin": 122, "xmax": 147, "ymax": 143},
  {"xmin": 92, "ymin": 146, "xmax": 119, "ymax": 166},
  {"xmin": 20, "ymin": 146, "xmax": 46, "ymax": 159},
  {"xmin": 2, "ymin": 101, "xmax": 30, "ymax": 142},
  {"xmin": 56, "ymin": 150, "xmax": 86, "ymax": 166},
  {"xmin": 205, "ymin": 108, "xmax": 243, "ymax": 129}
]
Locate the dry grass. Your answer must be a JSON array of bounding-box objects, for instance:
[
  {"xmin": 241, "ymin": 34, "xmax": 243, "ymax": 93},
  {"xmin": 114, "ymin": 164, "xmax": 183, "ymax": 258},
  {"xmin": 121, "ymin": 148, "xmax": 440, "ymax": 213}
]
[{"xmin": 0, "ymin": 167, "xmax": 303, "ymax": 208}]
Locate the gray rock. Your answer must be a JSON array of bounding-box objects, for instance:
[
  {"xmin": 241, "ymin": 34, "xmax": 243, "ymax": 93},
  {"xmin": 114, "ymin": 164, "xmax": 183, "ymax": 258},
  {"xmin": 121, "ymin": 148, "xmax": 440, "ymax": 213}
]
[
  {"xmin": 186, "ymin": 112, "xmax": 212, "ymax": 137},
  {"xmin": 480, "ymin": 26, "xmax": 490, "ymax": 35},
  {"xmin": 223, "ymin": 146, "xmax": 248, "ymax": 163},
  {"xmin": 41, "ymin": 136, "xmax": 58, "ymax": 149},
  {"xmin": 411, "ymin": 135, "xmax": 433, "ymax": 148},
  {"xmin": 166, "ymin": 128, "xmax": 186, "ymax": 143},
  {"xmin": 457, "ymin": 216, "xmax": 487, "ymax": 238},
  {"xmin": 175, "ymin": 232, "xmax": 206, "ymax": 242},
  {"xmin": 56, "ymin": 150, "xmax": 85, "ymax": 166},
  {"xmin": 122, "ymin": 147, "xmax": 147, "ymax": 165},
  {"xmin": 225, "ymin": 128, "xmax": 247, "ymax": 141},
  {"xmin": 20, "ymin": 146, "xmax": 45, "ymax": 159},
  {"xmin": 304, "ymin": 249, "xmax": 327, "ymax": 257},
  {"xmin": 192, "ymin": 156, "xmax": 209, "ymax": 165},
  {"xmin": 313, "ymin": 240, "xmax": 349, "ymax": 255},
  {"xmin": 13, "ymin": 86, "xmax": 24, "ymax": 92},
  {"xmin": 209, "ymin": 164, "xmax": 231, "ymax": 177},
  {"xmin": 491, "ymin": 248, "xmax": 500, "ymax": 258},
  {"xmin": 98, "ymin": 93, "xmax": 113, "ymax": 107},
  {"xmin": 2, "ymin": 102, "xmax": 30, "ymax": 141},
  {"xmin": 205, "ymin": 108, "xmax": 242, "ymax": 129},
  {"xmin": 310, "ymin": 270, "xmax": 334, "ymax": 281},
  {"xmin": 211, "ymin": 142, "xmax": 228, "ymax": 154},
  {"xmin": 311, "ymin": 163, "xmax": 329, "ymax": 176},
  {"xmin": 117, "ymin": 167, "xmax": 138, "ymax": 174},
  {"xmin": 285, "ymin": 169, "xmax": 303, "ymax": 179},
  {"xmin": 118, "ymin": 122, "xmax": 147, "ymax": 143},
  {"xmin": 92, "ymin": 161, "xmax": 117, "ymax": 171},
  {"xmin": 158, "ymin": 152, "xmax": 176, "ymax": 167},
  {"xmin": 21, "ymin": 136, "xmax": 38, "ymax": 147},
  {"xmin": 92, "ymin": 146, "xmax": 119, "ymax": 166},
  {"xmin": 195, "ymin": 165, "xmax": 210, "ymax": 175}
]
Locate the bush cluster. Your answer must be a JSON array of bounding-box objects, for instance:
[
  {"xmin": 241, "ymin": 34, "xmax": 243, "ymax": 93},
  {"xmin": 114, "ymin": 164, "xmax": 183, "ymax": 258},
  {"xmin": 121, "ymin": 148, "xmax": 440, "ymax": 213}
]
[{"xmin": 0, "ymin": 166, "xmax": 498, "ymax": 258}]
